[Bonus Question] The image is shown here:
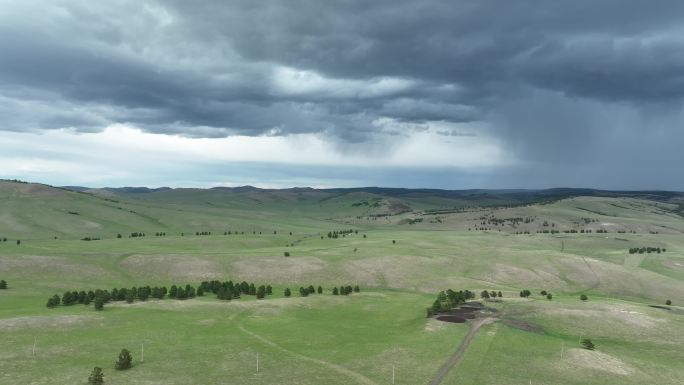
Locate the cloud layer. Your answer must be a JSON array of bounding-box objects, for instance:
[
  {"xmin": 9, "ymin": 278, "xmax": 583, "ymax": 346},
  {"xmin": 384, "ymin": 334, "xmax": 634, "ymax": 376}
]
[{"xmin": 1, "ymin": 1, "xmax": 683, "ymax": 189}]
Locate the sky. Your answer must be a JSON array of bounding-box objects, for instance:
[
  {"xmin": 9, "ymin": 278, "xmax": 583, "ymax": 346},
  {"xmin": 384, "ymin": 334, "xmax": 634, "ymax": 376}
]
[{"xmin": 1, "ymin": 0, "xmax": 683, "ymax": 190}]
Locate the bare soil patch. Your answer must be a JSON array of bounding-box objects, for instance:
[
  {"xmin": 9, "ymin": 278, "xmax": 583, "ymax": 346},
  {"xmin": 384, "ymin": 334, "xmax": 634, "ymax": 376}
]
[
  {"xmin": 503, "ymin": 319, "xmax": 544, "ymax": 334},
  {"xmin": 0, "ymin": 315, "xmax": 102, "ymax": 331},
  {"xmin": 232, "ymin": 256, "xmax": 327, "ymax": 282},
  {"xmin": 561, "ymin": 348, "xmax": 635, "ymax": 375},
  {"xmin": 121, "ymin": 254, "xmax": 224, "ymax": 280}
]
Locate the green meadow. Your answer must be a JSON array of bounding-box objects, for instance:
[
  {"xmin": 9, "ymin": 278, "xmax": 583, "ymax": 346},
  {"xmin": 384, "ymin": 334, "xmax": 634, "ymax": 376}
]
[{"xmin": 0, "ymin": 181, "xmax": 683, "ymax": 384}]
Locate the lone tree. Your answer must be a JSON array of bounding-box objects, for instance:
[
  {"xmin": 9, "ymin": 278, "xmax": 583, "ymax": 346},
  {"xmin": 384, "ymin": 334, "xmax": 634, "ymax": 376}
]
[
  {"xmin": 284, "ymin": 251, "xmax": 290, "ymax": 257},
  {"xmin": 580, "ymin": 294, "xmax": 588, "ymax": 301},
  {"xmin": 581, "ymin": 338, "xmax": 595, "ymax": 350},
  {"xmin": 115, "ymin": 349, "xmax": 133, "ymax": 370},
  {"xmin": 666, "ymin": 299, "xmax": 672, "ymax": 305},
  {"xmin": 88, "ymin": 367, "xmax": 104, "ymax": 385},
  {"xmin": 0, "ymin": 280, "xmax": 7, "ymax": 289}
]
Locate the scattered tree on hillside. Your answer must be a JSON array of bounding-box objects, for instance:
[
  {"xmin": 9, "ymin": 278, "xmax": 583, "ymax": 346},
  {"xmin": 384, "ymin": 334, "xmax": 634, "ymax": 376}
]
[
  {"xmin": 117, "ymin": 233, "xmax": 122, "ymax": 239},
  {"xmin": 392, "ymin": 240, "xmax": 396, "ymax": 244},
  {"xmin": 546, "ymin": 293, "xmax": 553, "ymax": 300},
  {"xmin": 115, "ymin": 349, "xmax": 133, "ymax": 370},
  {"xmin": 354, "ymin": 285, "xmax": 360, "ymax": 293},
  {"xmin": 284, "ymin": 251, "xmax": 290, "ymax": 257},
  {"xmin": 308, "ymin": 285, "xmax": 315, "ymax": 294},
  {"xmin": 333, "ymin": 287, "xmax": 339, "ymax": 295},
  {"xmin": 666, "ymin": 299, "xmax": 672, "ymax": 305},
  {"xmin": 490, "ymin": 291, "xmax": 497, "ymax": 298},
  {"xmin": 497, "ymin": 291, "xmax": 502, "ymax": 297},
  {"xmin": 284, "ymin": 288, "xmax": 291, "ymax": 297},
  {"xmin": 256, "ymin": 285, "xmax": 266, "ymax": 299},
  {"xmin": 88, "ymin": 367, "xmax": 104, "ymax": 385},
  {"xmin": 16, "ymin": 240, "xmax": 20, "ymax": 245},
  {"xmin": 519, "ymin": 290, "xmax": 531, "ymax": 298},
  {"xmin": 581, "ymin": 338, "xmax": 595, "ymax": 350},
  {"xmin": 0, "ymin": 280, "xmax": 7, "ymax": 289},
  {"xmin": 540, "ymin": 290, "xmax": 547, "ymax": 296},
  {"xmin": 580, "ymin": 294, "xmax": 588, "ymax": 301},
  {"xmin": 266, "ymin": 285, "xmax": 272, "ymax": 295},
  {"xmin": 480, "ymin": 290, "xmax": 490, "ymax": 299}
]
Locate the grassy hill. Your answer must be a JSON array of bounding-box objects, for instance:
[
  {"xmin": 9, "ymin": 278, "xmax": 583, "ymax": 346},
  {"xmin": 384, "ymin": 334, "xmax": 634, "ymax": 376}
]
[{"xmin": 0, "ymin": 180, "xmax": 683, "ymax": 384}]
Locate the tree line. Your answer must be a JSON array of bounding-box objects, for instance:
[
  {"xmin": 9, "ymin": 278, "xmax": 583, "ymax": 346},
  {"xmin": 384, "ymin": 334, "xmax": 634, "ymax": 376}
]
[
  {"xmin": 629, "ymin": 246, "xmax": 666, "ymax": 254},
  {"xmin": 46, "ymin": 283, "xmax": 203, "ymax": 310}
]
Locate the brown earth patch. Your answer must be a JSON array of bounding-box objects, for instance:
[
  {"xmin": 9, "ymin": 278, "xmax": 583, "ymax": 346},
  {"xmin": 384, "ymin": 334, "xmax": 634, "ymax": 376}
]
[
  {"xmin": 503, "ymin": 319, "xmax": 544, "ymax": 334},
  {"xmin": 231, "ymin": 256, "xmax": 327, "ymax": 282},
  {"xmin": 0, "ymin": 315, "xmax": 102, "ymax": 331},
  {"xmin": 121, "ymin": 254, "xmax": 224, "ymax": 280}
]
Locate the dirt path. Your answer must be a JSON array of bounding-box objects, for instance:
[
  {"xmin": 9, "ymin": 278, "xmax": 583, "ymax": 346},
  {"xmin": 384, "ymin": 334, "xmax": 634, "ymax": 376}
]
[
  {"xmin": 238, "ymin": 324, "xmax": 379, "ymax": 385},
  {"xmin": 428, "ymin": 317, "xmax": 497, "ymax": 385}
]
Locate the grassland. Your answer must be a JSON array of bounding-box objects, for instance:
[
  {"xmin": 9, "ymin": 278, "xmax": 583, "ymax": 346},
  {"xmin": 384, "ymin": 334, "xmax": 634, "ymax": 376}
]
[{"xmin": 0, "ymin": 181, "xmax": 683, "ymax": 384}]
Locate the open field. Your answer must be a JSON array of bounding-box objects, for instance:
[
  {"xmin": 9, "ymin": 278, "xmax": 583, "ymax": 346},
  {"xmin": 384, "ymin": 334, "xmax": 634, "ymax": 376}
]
[{"xmin": 1, "ymin": 181, "xmax": 683, "ymax": 384}]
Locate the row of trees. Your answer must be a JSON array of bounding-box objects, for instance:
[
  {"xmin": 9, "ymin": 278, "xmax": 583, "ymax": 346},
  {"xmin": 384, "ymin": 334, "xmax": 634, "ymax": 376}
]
[
  {"xmin": 480, "ymin": 290, "xmax": 503, "ymax": 299},
  {"xmin": 427, "ymin": 289, "xmax": 476, "ymax": 317},
  {"xmin": 629, "ymin": 246, "xmax": 666, "ymax": 254},
  {"xmin": 326, "ymin": 229, "xmax": 358, "ymax": 238},
  {"xmin": 46, "ymin": 283, "xmax": 203, "ymax": 310},
  {"xmin": 200, "ymin": 280, "xmax": 272, "ymax": 301}
]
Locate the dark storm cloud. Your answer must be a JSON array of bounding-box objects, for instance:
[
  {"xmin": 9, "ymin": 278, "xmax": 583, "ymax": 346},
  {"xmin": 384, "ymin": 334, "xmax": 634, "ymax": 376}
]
[{"xmin": 1, "ymin": 0, "xmax": 684, "ymax": 188}]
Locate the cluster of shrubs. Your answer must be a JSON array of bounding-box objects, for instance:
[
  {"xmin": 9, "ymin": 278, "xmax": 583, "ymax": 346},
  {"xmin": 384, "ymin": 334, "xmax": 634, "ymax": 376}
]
[
  {"xmin": 427, "ymin": 289, "xmax": 476, "ymax": 317},
  {"xmin": 629, "ymin": 247, "xmax": 666, "ymax": 254}
]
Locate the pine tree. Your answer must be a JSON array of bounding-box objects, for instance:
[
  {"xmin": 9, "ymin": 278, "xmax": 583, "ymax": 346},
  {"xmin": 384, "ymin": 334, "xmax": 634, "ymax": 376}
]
[
  {"xmin": 284, "ymin": 288, "xmax": 291, "ymax": 297},
  {"xmin": 354, "ymin": 285, "xmax": 360, "ymax": 293},
  {"xmin": 317, "ymin": 286, "xmax": 323, "ymax": 294},
  {"xmin": 481, "ymin": 290, "xmax": 490, "ymax": 299},
  {"xmin": 0, "ymin": 280, "xmax": 7, "ymax": 289},
  {"xmin": 94, "ymin": 296, "xmax": 104, "ymax": 311},
  {"xmin": 256, "ymin": 285, "xmax": 266, "ymax": 299},
  {"xmin": 115, "ymin": 349, "xmax": 133, "ymax": 370},
  {"xmin": 497, "ymin": 291, "xmax": 502, "ymax": 297},
  {"xmin": 88, "ymin": 367, "xmax": 104, "ymax": 385},
  {"xmin": 266, "ymin": 285, "xmax": 272, "ymax": 295},
  {"xmin": 308, "ymin": 285, "xmax": 315, "ymax": 294},
  {"xmin": 333, "ymin": 287, "xmax": 339, "ymax": 295}
]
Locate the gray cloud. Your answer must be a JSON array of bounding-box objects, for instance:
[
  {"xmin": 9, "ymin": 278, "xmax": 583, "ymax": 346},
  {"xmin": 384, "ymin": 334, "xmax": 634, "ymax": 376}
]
[{"xmin": 1, "ymin": 0, "xmax": 683, "ymax": 188}]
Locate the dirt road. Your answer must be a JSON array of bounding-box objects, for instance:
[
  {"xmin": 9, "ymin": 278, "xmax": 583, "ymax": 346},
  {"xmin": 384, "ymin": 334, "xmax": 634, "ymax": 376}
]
[{"xmin": 428, "ymin": 317, "xmax": 497, "ymax": 385}]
